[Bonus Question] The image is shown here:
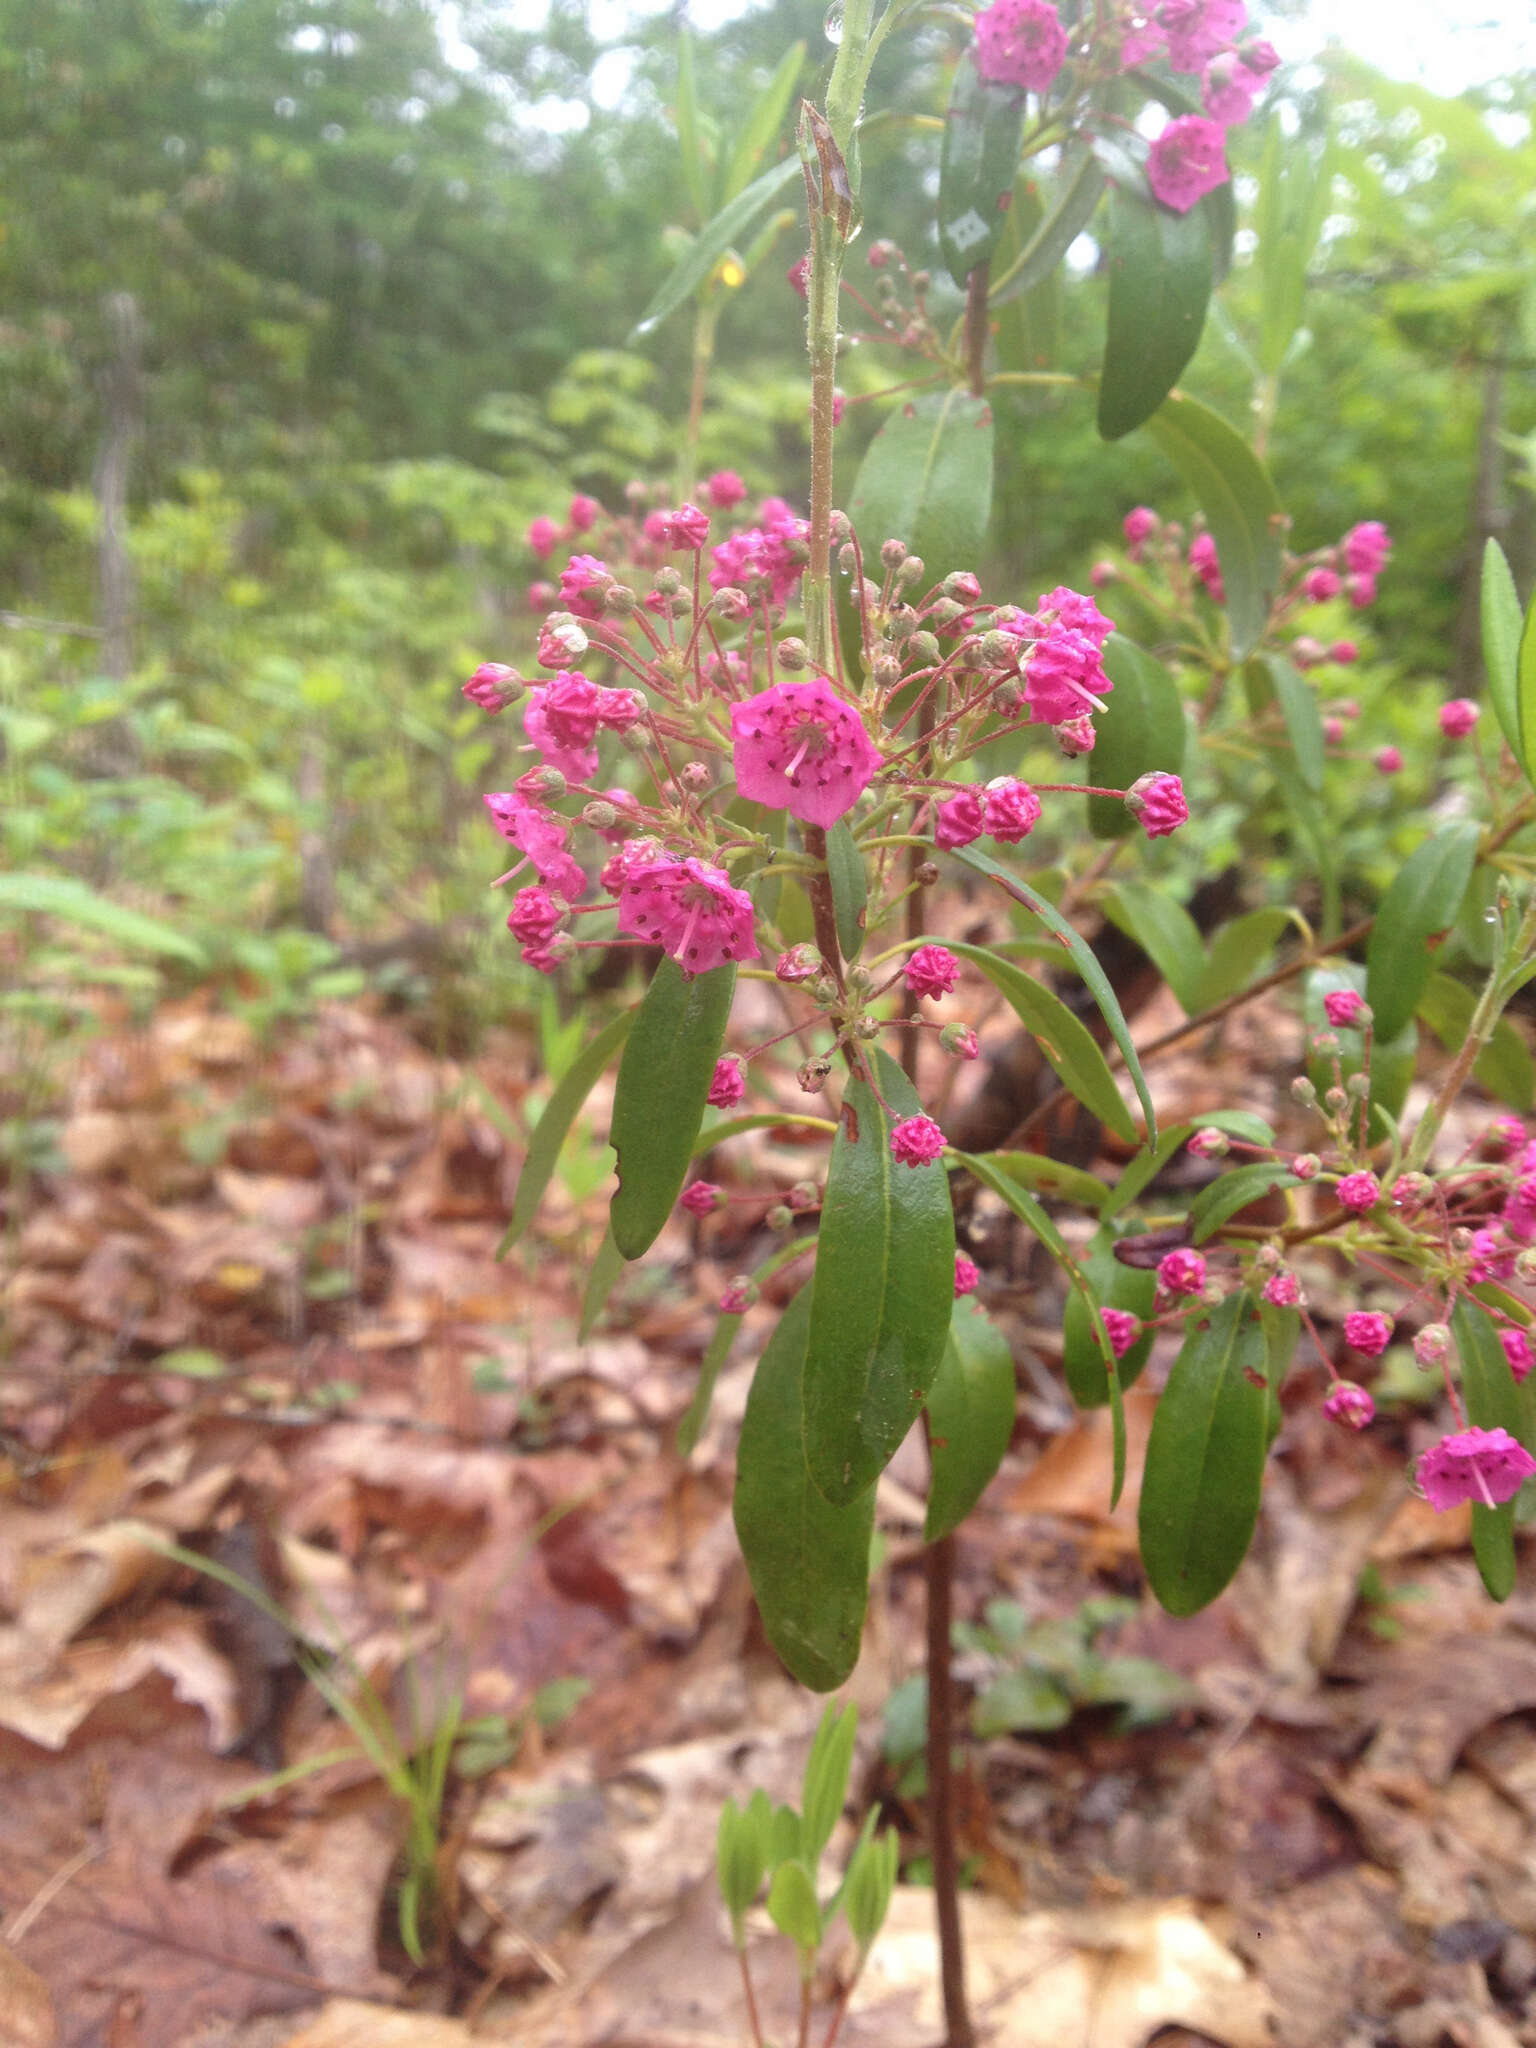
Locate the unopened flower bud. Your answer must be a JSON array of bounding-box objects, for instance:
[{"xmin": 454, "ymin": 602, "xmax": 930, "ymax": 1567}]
[
  {"xmin": 992, "ymin": 681, "xmax": 1025, "ymax": 715},
  {"xmin": 915, "ymin": 861, "xmax": 940, "ymax": 887},
  {"xmin": 1292, "ymin": 1153, "xmax": 1321, "ymax": 1181},
  {"xmin": 1324, "ymin": 1086, "xmax": 1348, "ymax": 1113},
  {"xmin": 582, "ymin": 800, "xmax": 618, "ymax": 830},
  {"xmin": 811, "ymin": 975, "xmax": 839, "ymax": 1006},
  {"xmin": 653, "ymin": 566, "xmax": 682, "ymax": 596},
  {"xmin": 529, "ymin": 767, "xmax": 566, "ymax": 799},
  {"xmin": 720, "ymin": 1278, "xmax": 758, "ymax": 1313},
  {"xmin": 603, "ymin": 583, "xmax": 637, "ymax": 613},
  {"xmin": 908, "ymin": 631, "xmax": 941, "ymax": 667},
  {"xmin": 881, "ymin": 538, "xmax": 909, "ymax": 569},
  {"xmin": 1253, "ymin": 1242, "xmax": 1282, "ymax": 1272},
  {"xmin": 888, "ymin": 606, "xmax": 919, "ymax": 641},
  {"xmin": 1291, "ymin": 1077, "xmax": 1317, "ymax": 1107},
  {"xmin": 897, "ymin": 555, "xmax": 925, "ymax": 587},
  {"xmin": 797, "ymin": 1056, "xmax": 833, "ymax": 1094},
  {"xmin": 787, "ymin": 1181, "xmax": 821, "ymax": 1212},
  {"xmin": 1291, "ymin": 635, "xmax": 1326, "ymax": 671},
  {"xmin": 1188, "ymin": 1127, "xmax": 1230, "ymax": 1160},
  {"xmin": 766, "ymin": 1204, "xmax": 795, "ymax": 1231},
  {"xmin": 714, "ymin": 585, "xmax": 752, "ymax": 621},
  {"xmin": 944, "ymin": 571, "xmax": 983, "ymax": 603},
  {"xmin": 855, "ymin": 1016, "xmax": 881, "ymax": 1040},
  {"xmin": 940, "ymin": 1022, "xmax": 980, "ymax": 1059},
  {"xmin": 872, "ymin": 653, "xmax": 902, "ymax": 687},
  {"xmin": 980, "ymin": 630, "xmax": 1018, "ymax": 666},
  {"xmin": 1313, "ymin": 1031, "xmax": 1340, "ymax": 1056},
  {"xmin": 830, "ymin": 511, "xmax": 853, "ymax": 545},
  {"xmin": 1414, "ymin": 1323, "xmax": 1451, "ymax": 1366},
  {"xmin": 1056, "ymin": 713, "xmax": 1096, "ymax": 755},
  {"xmin": 1391, "ymin": 1171, "xmax": 1432, "ymax": 1208},
  {"xmin": 838, "ymin": 542, "xmax": 859, "ymax": 575},
  {"xmin": 926, "ymin": 598, "xmax": 965, "ymax": 629},
  {"xmin": 776, "ymin": 636, "xmax": 810, "ymax": 672},
  {"xmin": 775, "ymin": 944, "xmax": 822, "ymax": 984},
  {"xmin": 1517, "ymin": 1247, "xmax": 1536, "ymax": 1284},
  {"xmin": 463, "ymin": 661, "xmax": 523, "ymax": 712},
  {"xmin": 678, "ymin": 761, "xmax": 710, "ymax": 791},
  {"xmin": 1346, "ymin": 1071, "xmax": 1370, "ymax": 1098}
]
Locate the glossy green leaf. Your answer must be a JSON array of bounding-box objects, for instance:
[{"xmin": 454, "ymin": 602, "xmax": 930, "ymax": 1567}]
[
  {"xmin": 986, "ymin": 1150, "xmax": 1111, "ymax": 1213},
  {"xmin": 1139, "ymin": 392, "xmax": 1285, "ymax": 660},
  {"xmin": 805, "ymin": 1051, "xmax": 955, "ymax": 1504},
  {"xmin": 1062, "ymin": 1229, "xmax": 1157, "ymax": 1407},
  {"xmin": 1100, "ymin": 880, "xmax": 1206, "ymax": 1014},
  {"xmin": 1417, "ymin": 973, "xmax": 1534, "ymax": 1112},
  {"xmin": 630, "ymin": 156, "xmax": 802, "ymax": 338},
  {"xmin": 734, "ymin": 1283, "xmax": 874, "ymax": 1690},
  {"xmin": 1097, "ymin": 184, "xmax": 1214, "ymax": 441},
  {"xmin": 1453, "ymin": 1299, "xmax": 1530, "ymax": 1602},
  {"xmin": 938, "ymin": 938, "xmax": 1138, "ymax": 1143},
  {"xmin": 1086, "ymin": 636, "xmax": 1186, "ymax": 839},
  {"xmin": 578, "ymin": 1228, "xmax": 625, "ymax": 1340},
  {"xmin": 722, "ymin": 42, "xmax": 804, "ymax": 204},
  {"xmin": 1482, "ymin": 538, "xmax": 1524, "ymax": 766},
  {"xmin": 925, "ymin": 1298, "xmax": 1017, "ymax": 1541},
  {"xmin": 1189, "ymin": 1161, "xmax": 1300, "ymax": 1243},
  {"xmin": 846, "ymin": 388, "xmax": 995, "ymax": 591},
  {"xmin": 952, "ymin": 847, "xmax": 1156, "ymax": 1142},
  {"xmin": 1139, "ymin": 1294, "xmax": 1269, "ymax": 1617},
  {"xmin": 0, "ymin": 871, "xmax": 208, "ymax": 965},
  {"xmin": 1102, "ymin": 1110, "xmax": 1277, "ymax": 1222},
  {"xmin": 500, "ymin": 1007, "xmax": 636, "ymax": 1255},
  {"xmin": 938, "ymin": 50, "xmax": 1027, "ymax": 287},
  {"xmin": 1364, "ymin": 822, "xmax": 1480, "ymax": 1042},
  {"xmin": 1258, "ymin": 653, "xmax": 1326, "ymax": 794},
  {"xmin": 610, "ymin": 959, "xmax": 736, "ymax": 1260},
  {"xmin": 989, "ymin": 142, "xmax": 1105, "ymax": 308},
  {"xmin": 826, "ymin": 819, "xmax": 868, "ymax": 962},
  {"xmin": 1195, "ymin": 907, "xmax": 1293, "ymax": 1009}
]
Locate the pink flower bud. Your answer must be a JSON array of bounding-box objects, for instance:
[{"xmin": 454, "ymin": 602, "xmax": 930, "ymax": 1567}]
[
  {"xmin": 1056, "ymin": 713, "xmax": 1097, "ymax": 755},
  {"xmin": 1439, "ymin": 698, "xmax": 1480, "ymax": 739},
  {"xmin": 776, "ymin": 944, "xmax": 823, "ymax": 984},
  {"xmin": 463, "ymin": 661, "xmax": 523, "ymax": 712},
  {"xmin": 664, "ymin": 503, "xmax": 710, "ymax": 550},
  {"xmin": 1323, "ymin": 717, "xmax": 1345, "ymax": 744},
  {"xmin": 890, "ymin": 1114, "xmax": 946, "ymax": 1167},
  {"xmin": 1323, "ymin": 1381, "xmax": 1375, "ymax": 1430},
  {"xmin": 1414, "ymin": 1323, "xmax": 1451, "ymax": 1365},
  {"xmin": 707, "ymin": 1055, "xmax": 746, "ymax": 1109},
  {"xmin": 1262, "ymin": 1271, "xmax": 1302, "ymax": 1307},
  {"xmin": 954, "ymin": 1252, "xmax": 981, "ymax": 1297},
  {"xmin": 568, "ymin": 494, "xmax": 599, "ymax": 532},
  {"xmin": 1329, "ymin": 640, "xmax": 1358, "ymax": 665},
  {"xmin": 720, "ymin": 1278, "xmax": 758, "ymax": 1313},
  {"xmin": 1157, "ymin": 1247, "xmax": 1207, "ymax": 1297},
  {"xmin": 1188, "ymin": 1127, "xmax": 1230, "ymax": 1160},
  {"xmin": 1502, "ymin": 1327, "xmax": 1534, "ymax": 1384},
  {"xmin": 1343, "ymin": 1310, "xmax": 1393, "ymax": 1356},
  {"xmin": 1101, "ymin": 1308, "xmax": 1141, "ymax": 1358},
  {"xmin": 1343, "ymin": 521, "xmax": 1391, "ymax": 577},
  {"xmin": 944, "ymin": 571, "xmax": 983, "ymax": 603},
  {"xmin": 940, "ymin": 1022, "xmax": 980, "ymax": 1060},
  {"xmin": 1336, "ymin": 1171, "xmax": 1381, "ymax": 1214},
  {"xmin": 787, "ymin": 254, "xmax": 810, "ymax": 298},
  {"xmin": 1123, "ymin": 506, "xmax": 1158, "ymax": 557},
  {"xmin": 934, "ymin": 788, "xmax": 986, "ymax": 850},
  {"xmin": 1126, "ymin": 771, "xmax": 1189, "ymax": 839},
  {"xmin": 1373, "ymin": 746, "xmax": 1402, "ymax": 775},
  {"xmin": 1303, "ymin": 567, "xmax": 1341, "ymax": 602},
  {"xmin": 706, "ymin": 471, "xmax": 747, "ymax": 508},
  {"xmin": 680, "ymin": 1180, "xmax": 722, "ymax": 1217},
  {"xmin": 1291, "ymin": 635, "xmax": 1326, "ymax": 671},
  {"xmin": 1483, "ymin": 1115, "xmax": 1527, "ymax": 1160},
  {"xmin": 1323, "ymin": 989, "xmax": 1368, "ymax": 1028},
  {"xmin": 527, "ymin": 515, "xmax": 559, "ymax": 559},
  {"xmin": 983, "ymin": 776, "xmax": 1043, "ymax": 844},
  {"xmin": 508, "ymin": 886, "xmax": 565, "ymax": 947},
  {"xmin": 905, "ymin": 944, "xmax": 961, "ymax": 1000}
]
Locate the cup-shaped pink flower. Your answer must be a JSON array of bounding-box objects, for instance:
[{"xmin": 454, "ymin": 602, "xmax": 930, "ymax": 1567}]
[
  {"xmin": 730, "ymin": 678, "xmax": 882, "ymax": 828},
  {"xmin": 890, "ymin": 1114, "xmax": 946, "ymax": 1167},
  {"xmin": 1159, "ymin": 0, "xmax": 1248, "ymax": 72},
  {"xmin": 1418, "ymin": 1426, "xmax": 1536, "ymax": 1512},
  {"xmin": 484, "ymin": 792, "xmax": 585, "ymax": 901},
  {"xmin": 974, "ymin": 0, "xmax": 1069, "ymax": 91},
  {"xmin": 616, "ymin": 856, "xmax": 759, "ymax": 976},
  {"xmin": 906, "ymin": 945, "xmax": 962, "ymax": 1000},
  {"xmin": 1147, "ymin": 115, "xmax": 1229, "ymax": 214}
]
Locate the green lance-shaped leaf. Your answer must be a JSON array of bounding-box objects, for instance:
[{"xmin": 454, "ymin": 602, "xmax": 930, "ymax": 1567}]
[
  {"xmin": 717, "ymin": 1795, "xmax": 770, "ymax": 1944},
  {"xmin": 1138, "ymin": 392, "xmax": 1285, "ymax": 661},
  {"xmin": 630, "ymin": 155, "xmax": 802, "ymax": 339},
  {"xmin": 1097, "ymin": 183, "xmax": 1215, "ymax": 441},
  {"xmin": 952, "ymin": 846, "xmax": 1157, "ymax": 1142},
  {"xmin": 1364, "ymin": 822, "xmax": 1481, "ymax": 1043},
  {"xmin": 610, "ymin": 959, "xmax": 736, "ymax": 1260},
  {"xmin": 1518, "ymin": 582, "xmax": 1536, "ymax": 794},
  {"xmin": 986, "ymin": 1150, "xmax": 1111, "ymax": 1213},
  {"xmin": 500, "ymin": 1007, "xmax": 636, "ymax": 1256},
  {"xmin": 1105, "ymin": 1110, "xmax": 1277, "ymax": 1220},
  {"xmin": 993, "ymin": 174, "xmax": 1063, "ymax": 375},
  {"xmin": 722, "ymin": 42, "xmax": 805, "ymax": 204},
  {"xmin": 1453, "ymin": 1298, "xmax": 1534, "ymax": 1603},
  {"xmin": 845, "ymin": 389, "xmax": 995, "ymax": 592},
  {"xmin": 735, "ymin": 1282, "xmax": 874, "ymax": 1690},
  {"xmin": 0, "ymin": 871, "xmax": 209, "ymax": 966},
  {"xmin": 842, "ymin": 1824, "xmax": 899, "ymax": 1953},
  {"xmin": 1086, "ymin": 635, "xmax": 1187, "ymax": 840},
  {"xmin": 826, "ymin": 819, "xmax": 867, "ymax": 962},
  {"xmin": 673, "ymin": 31, "xmax": 708, "ymax": 221},
  {"xmin": 767, "ymin": 1860, "xmax": 823, "ymax": 1954},
  {"xmin": 1482, "ymin": 538, "xmax": 1524, "ymax": 768},
  {"xmin": 801, "ymin": 1702, "xmax": 858, "ymax": 1866},
  {"xmin": 1099, "ymin": 880, "xmax": 1207, "ymax": 1016},
  {"xmin": 1188, "ymin": 1161, "xmax": 1300, "ymax": 1243},
  {"xmin": 925, "ymin": 1297, "xmax": 1017, "ymax": 1541},
  {"xmin": 1194, "ymin": 906, "xmax": 1294, "ymax": 1010},
  {"xmin": 1139, "ymin": 1293, "xmax": 1269, "ymax": 1617},
  {"xmin": 936, "ymin": 938, "xmax": 1137, "ymax": 1143},
  {"xmin": 1252, "ymin": 652, "xmax": 1326, "ymax": 794},
  {"xmin": 990, "ymin": 142, "xmax": 1106, "ymax": 308},
  {"xmin": 1418, "ymin": 973, "xmax": 1534, "ymax": 1112},
  {"xmin": 804, "ymin": 1050, "xmax": 956, "ymax": 1505},
  {"xmin": 1062, "ymin": 1228, "xmax": 1157, "ymax": 1407},
  {"xmin": 1254, "ymin": 115, "xmax": 1333, "ymax": 378},
  {"xmin": 938, "ymin": 51, "xmax": 1027, "ymax": 288}
]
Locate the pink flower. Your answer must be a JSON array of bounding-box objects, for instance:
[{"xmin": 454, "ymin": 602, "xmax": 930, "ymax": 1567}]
[
  {"xmin": 664, "ymin": 503, "xmax": 710, "ymax": 550},
  {"xmin": 1188, "ymin": 530, "xmax": 1225, "ymax": 600},
  {"xmin": 680, "ymin": 1180, "xmax": 722, "ymax": 1217},
  {"xmin": 890, "ymin": 1114, "xmax": 947, "ymax": 1167},
  {"xmin": 536, "ymin": 614, "xmax": 588, "ymax": 668},
  {"xmin": 906, "ymin": 945, "xmax": 962, "ymax": 1000},
  {"xmin": 508, "ymin": 886, "xmax": 564, "ymax": 947},
  {"xmin": 1304, "ymin": 567, "xmax": 1341, "ymax": 602},
  {"xmin": 616, "ymin": 856, "xmax": 759, "ymax": 976},
  {"xmin": 941, "ymin": 1023, "xmax": 980, "ymax": 1059},
  {"xmin": 934, "ymin": 788, "xmax": 986, "ymax": 849},
  {"xmin": 1502, "ymin": 1328, "xmax": 1534, "ymax": 1384},
  {"xmin": 1502, "ymin": 1174, "xmax": 1536, "ymax": 1244},
  {"xmin": 1344, "ymin": 521, "xmax": 1391, "ymax": 576},
  {"xmin": 1157, "ymin": 1247, "xmax": 1207, "ymax": 1297},
  {"xmin": 708, "ymin": 504, "xmax": 809, "ymax": 610},
  {"xmin": 1323, "ymin": 989, "xmax": 1368, "ymax": 1028},
  {"xmin": 720, "ymin": 1278, "xmax": 757, "ymax": 1313},
  {"xmin": 974, "ymin": 0, "xmax": 1069, "ymax": 91},
  {"xmin": 527, "ymin": 516, "xmax": 559, "ymax": 559},
  {"xmin": 1336, "ymin": 1171, "xmax": 1381, "ymax": 1215},
  {"xmin": 484, "ymin": 792, "xmax": 586, "ymax": 901},
  {"xmin": 1323, "ymin": 1381, "xmax": 1376, "ymax": 1431},
  {"xmin": 1262, "ymin": 1271, "xmax": 1302, "ymax": 1307},
  {"xmin": 558, "ymin": 553, "xmax": 612, "ymax": 621},
  {"xmin": 707, "ymin": 1055, "xmax": 746, "ymax": 1109},
  {"xmin": 706, "ymin": 471, "xmax": 747, "ymax": 508},
  {"xmin": 1343, "ymin": 1311, "xmax": 1393, "ymax": 1357},
  {"xmin": 1037, "ymin": 585, "xmax": 1115, "ymax": 649},
  {"xmin": 1101, "ymin": 1308, "xmax": 1141, "ymax": 1358},
  {"xmin": 1158, "ymin": 0, "xmax": 1248, "ymax": 73},
  {"xmin": 1470, "ymin": 1226, "xmax": 1517, "ymax": 1285},
  {"xmin": 1373, "ymin": 746, "xmax": 1402, "ymax": 776},
  {"xmin": 1330, "ymin": 639, "xmax": 1359, "ymax": 665},
  {"xmin": 1147, "ymin": 115, "xmax": 1229, "ymax": 214},
  {"xmin": 1349, "ymin": 574, "xmax": 1378, "ymax": 610},
  {"xmin": 1020, "ymin": 624, "xmax": 1111, "ymax": 724},
  {"xmin": 1124, "ymin": 506, "xmax": 1158, "ymax": 553},
  {"xmin": 1485, "ymin": 1115, "xmax": 1527, "ymax": 1159},
  {"xmin": 729, "ymin": 678, "xmax": 882, "ymax": 828},
  {"xmin": 1201, "ymin": 49, "xmax": 1265, "ymax": 124},
  {"xmin": 1440, "ymin": 699, "xmax": 1480, "ymax": 739},
  {"xmin": 463, "ymin": 662, "xmax": 522, "ymax": 713},
  {"xmin": 1323, "ymin": 717, "xmax": 1345, "ymax": 745},
  {"xmin": 1418, "ymin": 1426, "xmax": 1536, "ymax": 1512},
  {"xmin": 524, "ymin": 681, "xmax": 600, "ymax": 784},
  {"xmin": 568, "ymin": 494, "xmax": 599, "ymax": 532},
  {"xmin": 983, "ymin": 777, "xmax": 1043, "ymax": 843},
  {"xmin": 775, "ymin": 944, "xmax": 823, "ymax": 984},
  {"xmin": 954, "ymin": 1253, "xmax": 981, "ymax": 1297},
  {"xmin": 1127, "ymin": 771, "xmax": 1189, "ymax": 839}
]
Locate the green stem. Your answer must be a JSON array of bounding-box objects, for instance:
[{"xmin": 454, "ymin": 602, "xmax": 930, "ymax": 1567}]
[{"xmin": 1403, "ymin": 890, "xmax": 1536, "ymax": 1173}]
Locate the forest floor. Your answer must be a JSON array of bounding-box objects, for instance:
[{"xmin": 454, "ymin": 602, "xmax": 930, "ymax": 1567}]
[{"xmin": 5, "ymin": 990, "xmax": 1536, "ymax": 2048}]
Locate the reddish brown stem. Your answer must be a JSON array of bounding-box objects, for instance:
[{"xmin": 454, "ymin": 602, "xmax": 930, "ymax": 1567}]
[{"xmin": 925, "ymin": 1531, "xmax": 974, "ymax": 2048}]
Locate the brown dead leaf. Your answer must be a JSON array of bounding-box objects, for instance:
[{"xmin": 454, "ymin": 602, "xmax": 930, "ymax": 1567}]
[
  {"xmin": 0, "ymin": 1938, "xmax": 59, "ymax": 2048},
  {"xmin": 0, "ymin": 1605, "xmax": 242, "ymax": 1750},
  {"xmin": 1002, "ymin": 1388, "xmax": 1158, "ymax": 1539},
  {"xmin": 214, "ymin": 1172, "xmax": 327, "ymax": 1235},
  {"xmin": 279, "ymin": 2006, "xmax": 478, "ymax": 2047},
  {"xmin": 1353, "ymin": 1634, "xmax": 1536, "ymax": 1788}
]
